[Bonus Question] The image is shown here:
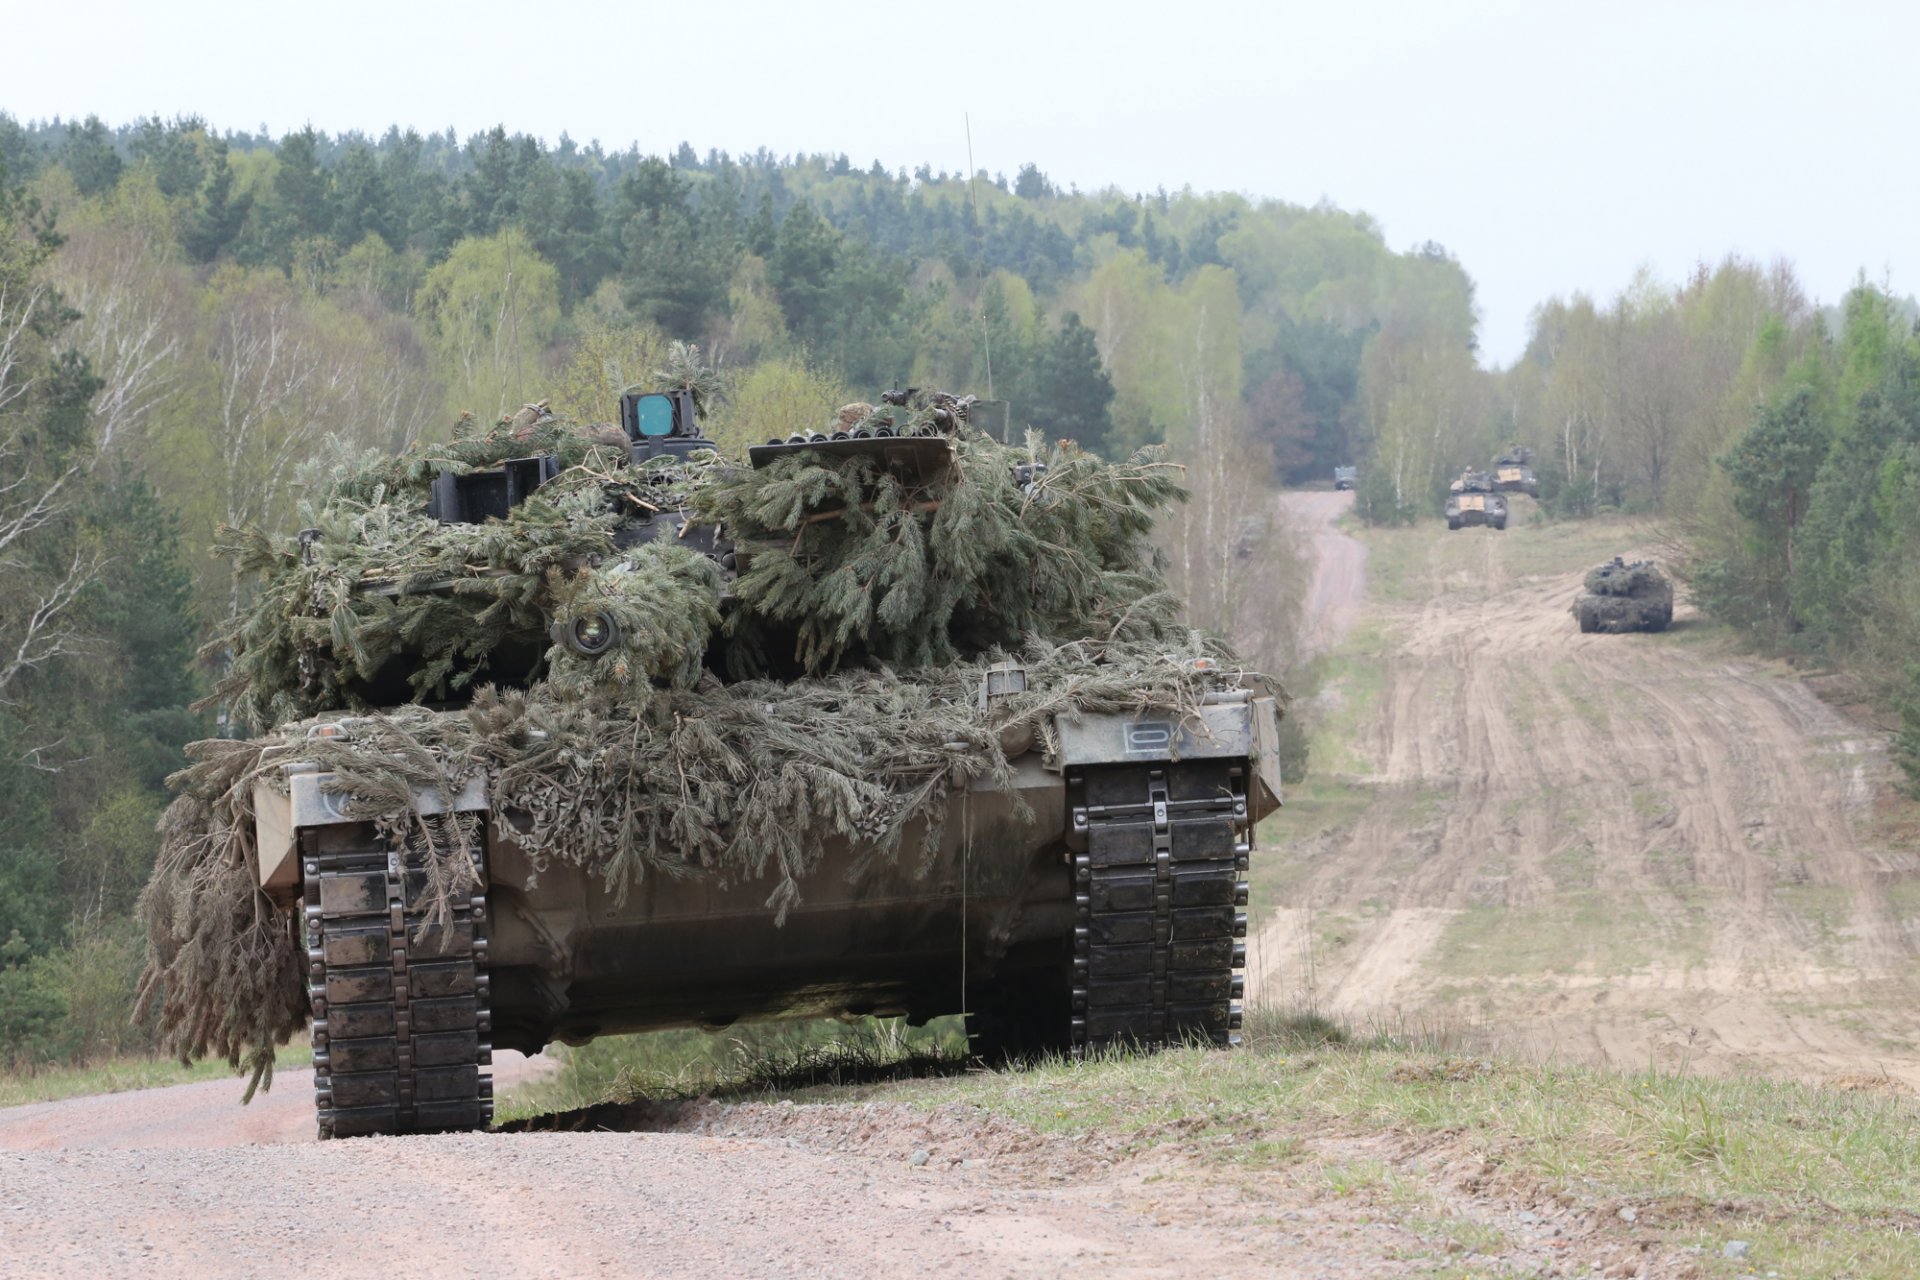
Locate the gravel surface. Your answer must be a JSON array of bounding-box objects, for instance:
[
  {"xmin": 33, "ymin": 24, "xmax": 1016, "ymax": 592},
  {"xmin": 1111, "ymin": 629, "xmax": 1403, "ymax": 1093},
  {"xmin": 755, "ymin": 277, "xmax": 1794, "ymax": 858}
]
[{"xmin": 0, "ymin": 1091, "xmax": 1701, "ymax": 1279}]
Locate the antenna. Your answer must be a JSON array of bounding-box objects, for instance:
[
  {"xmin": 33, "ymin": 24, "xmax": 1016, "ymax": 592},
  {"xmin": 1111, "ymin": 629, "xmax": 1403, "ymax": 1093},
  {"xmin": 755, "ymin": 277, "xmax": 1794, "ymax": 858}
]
[{"xmin": 966, "ymin": 113, "xmax": 993, "ymax": 402}]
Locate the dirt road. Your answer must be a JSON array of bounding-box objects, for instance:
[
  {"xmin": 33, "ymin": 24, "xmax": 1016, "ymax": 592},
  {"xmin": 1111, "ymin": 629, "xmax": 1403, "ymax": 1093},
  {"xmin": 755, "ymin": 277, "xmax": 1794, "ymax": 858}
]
[
  {"xmin": 0, "ymin": 1051, "xmax": 553, "ymax": 1151},
  {"xmin": 1282, "ymin": 490, "xmax": 1367, "ymax": 653},
  {"xmin": 1254, "ymin": 502, "xmax": 1920, "ymax": 1086},
  {"xmin": 0, "ymin": 1089, "xmax": 1703, "ymax": 1279}
]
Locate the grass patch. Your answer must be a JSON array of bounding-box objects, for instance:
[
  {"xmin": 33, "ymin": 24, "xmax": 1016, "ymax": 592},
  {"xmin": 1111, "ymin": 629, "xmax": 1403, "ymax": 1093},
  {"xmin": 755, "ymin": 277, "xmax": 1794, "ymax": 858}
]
[
  {"xmin": 1296, "ymin": 620, "xmax": 1392, "ymax": 777},
  {"xmin": 1496, "ymin": 514, "xmax": 1656, "ymax": 581},
  {"xmin": 1430, "ymin": 894, "xmax": 1685, "ymax": 978},
  {"xmin": 1252, "ymin": 773, "xmax": 1374, "ymax": 906},
  {"xmin": 0, "ymin": 1041, "xmax": 311, "ymax": 1109},
  {"xmin": 1350, "ymin": 525, "xmax": 1435, "ymax": 603},
  {"xmin": 859, "ymin": 1013, "xmax": 1920, "ymax": 1277},
  {"xmin": 1770, "ymin": 883, "xmax": 1854, "ymax": 958},
  {"xmin": 1545, "ymin": 838, "xmax": 1598, "ymax": 891},
  {"xmin": 488, "ymin": 1005, "xmax": 1920, "ymax": 1275},
  {"xmin": 1551, "ymin": 658, "xmax": 1612, "ymax": 728},
  {"xmin": 1629, "ymin": 784, "xmax": 1672, "ymax": 822},
  {"xmin": 494, "ymin": 1016, "xmax": 968, "ymax": 1125}
]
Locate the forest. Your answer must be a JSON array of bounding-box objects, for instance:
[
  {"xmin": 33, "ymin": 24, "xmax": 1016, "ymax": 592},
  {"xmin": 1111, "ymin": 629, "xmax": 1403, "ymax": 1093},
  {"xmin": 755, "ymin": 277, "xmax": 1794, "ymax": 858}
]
[{"xmin": 0, "ymin": 110, "xmax": 1914, "ymax": 1066}]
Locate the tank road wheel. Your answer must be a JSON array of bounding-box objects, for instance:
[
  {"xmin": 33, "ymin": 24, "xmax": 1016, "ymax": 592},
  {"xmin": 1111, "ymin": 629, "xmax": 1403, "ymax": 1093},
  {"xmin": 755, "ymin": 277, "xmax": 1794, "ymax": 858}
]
[
  {"xmin": 1447, "ymin": 517, "xmax": 1461, "ymax": 531},
  {"xmin": 304, "ymin": 835, "xmax": 492, "ymax": 1139},
  {"xmin": 1492, "ymin": 515, "xmax": 1508, "ymax": 531},
  {"xmin": 1067, "ymin": 761, "xmax": 1249, "ymax": 1056}
]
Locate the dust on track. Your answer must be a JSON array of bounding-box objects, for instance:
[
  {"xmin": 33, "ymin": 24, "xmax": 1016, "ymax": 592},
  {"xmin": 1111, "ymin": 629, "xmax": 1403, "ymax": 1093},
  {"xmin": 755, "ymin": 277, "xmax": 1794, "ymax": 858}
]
[{"xmin": 1255, "ymin": 494, "xmax": 1920, "ymax": 1087}]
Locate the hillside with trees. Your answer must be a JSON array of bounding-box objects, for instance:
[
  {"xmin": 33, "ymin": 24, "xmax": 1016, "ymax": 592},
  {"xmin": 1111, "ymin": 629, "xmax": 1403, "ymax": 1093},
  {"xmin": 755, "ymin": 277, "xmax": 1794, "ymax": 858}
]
[{"xmin": 11, "ymin": 111, "xmax": 1909, "ymax": 1071}]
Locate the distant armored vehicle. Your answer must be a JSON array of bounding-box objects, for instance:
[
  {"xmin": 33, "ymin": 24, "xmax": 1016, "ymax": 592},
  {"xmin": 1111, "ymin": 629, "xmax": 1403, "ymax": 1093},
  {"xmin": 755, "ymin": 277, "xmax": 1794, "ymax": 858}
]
[
  {"xmin": 1573, "ymin": 557, "xmax": 1672, "ymax": 632},
  {"xmin": 1333, "ymin": 465, "xmax": 1357, "ymax": 491},
  {"xmin": 1491, "ymin": 446, "xmax": 1538, "ymax": 497},
  {"xmin": 1445, "ymin": 470, "xmax": 1507, "ymax": 530}
]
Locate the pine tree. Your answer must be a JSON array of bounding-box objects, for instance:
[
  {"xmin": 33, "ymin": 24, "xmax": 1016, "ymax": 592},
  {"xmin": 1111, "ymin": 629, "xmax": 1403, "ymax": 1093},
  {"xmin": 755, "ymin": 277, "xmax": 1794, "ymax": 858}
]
[{"xmin": 1030, "ymin": 313, "xmax": 1116, "ymax": 454}]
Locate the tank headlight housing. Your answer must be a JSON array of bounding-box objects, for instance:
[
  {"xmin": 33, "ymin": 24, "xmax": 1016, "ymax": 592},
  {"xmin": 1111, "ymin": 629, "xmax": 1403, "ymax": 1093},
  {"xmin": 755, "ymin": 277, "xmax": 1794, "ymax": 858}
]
[{"xmin": 552, "ymin": 612, "xmax": 620, "ymax": 657}]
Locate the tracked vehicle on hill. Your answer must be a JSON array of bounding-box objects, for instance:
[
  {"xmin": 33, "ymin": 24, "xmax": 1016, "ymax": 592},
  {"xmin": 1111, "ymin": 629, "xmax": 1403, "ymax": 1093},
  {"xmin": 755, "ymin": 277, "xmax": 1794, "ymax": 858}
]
[
  {"xmin": 1446, "ymin": 470, "xmax": 1508, "ymax": 531},
  {"xmin": 143, "ymin": 371, "xmax": 1285, "ymax": 1139},
  {"xmin": 1574, "ymin": 557, "xmax": 1672, "ymax": 633},
  {"xmin": 1491, "ymin": 446, "xmax": 1539, "ymax": 497}
]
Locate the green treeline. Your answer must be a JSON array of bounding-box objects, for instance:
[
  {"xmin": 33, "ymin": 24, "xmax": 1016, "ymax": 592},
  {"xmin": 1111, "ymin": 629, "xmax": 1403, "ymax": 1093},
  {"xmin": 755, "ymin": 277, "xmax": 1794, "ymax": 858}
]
[{"xmin": 0, "ymin": 112, "xmax": 1483, "ymax": 1065}]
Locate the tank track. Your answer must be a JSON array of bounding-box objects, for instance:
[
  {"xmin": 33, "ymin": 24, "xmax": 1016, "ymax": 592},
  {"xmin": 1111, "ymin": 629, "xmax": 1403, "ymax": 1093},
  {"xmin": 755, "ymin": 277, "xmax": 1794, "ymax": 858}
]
[
  {"xmin": 1068, "ymin": 760, "xmax": 1249, "ymax": 1055},
  {"xmin": 304, "ymin": 836, "xmax": 492, "ymax": 1139}
]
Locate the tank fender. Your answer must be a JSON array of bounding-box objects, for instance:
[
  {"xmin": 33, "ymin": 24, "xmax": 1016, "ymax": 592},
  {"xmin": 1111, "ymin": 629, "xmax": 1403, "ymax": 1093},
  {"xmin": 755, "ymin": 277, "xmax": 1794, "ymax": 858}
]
[
  {"xmin": 253, "ymin": 763, "xmax": 490, "ymax": 893},
  {"xmin": 1054, "ymin": 697, "xmax": 1258, "ymax": 767},
  {"xmin": 1053, "ymin": 692, "xmax": 1282, "ymax": 816},
  {"xmin": 1250, "ymin": 694, "xmax": 1285, "ymax": 818}
]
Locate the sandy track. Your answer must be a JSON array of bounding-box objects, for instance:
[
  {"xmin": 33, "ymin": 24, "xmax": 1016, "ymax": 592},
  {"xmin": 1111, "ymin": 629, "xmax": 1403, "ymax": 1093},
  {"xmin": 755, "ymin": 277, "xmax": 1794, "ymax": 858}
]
[
  {"xmin": 0, "ymin": 1096, "xmax": 1706, "ymax": 1279},
  {"xmin": 1256, "ymin": 502, "xmax": 1920, "ymax": 1086},
  {"xmin": 0, "ymin": 1051, "xmax": 554, "ymax": 1151},
  {"xmin": 1282, "ymin": 490, "xmax": 1367, "ymax": 653}
]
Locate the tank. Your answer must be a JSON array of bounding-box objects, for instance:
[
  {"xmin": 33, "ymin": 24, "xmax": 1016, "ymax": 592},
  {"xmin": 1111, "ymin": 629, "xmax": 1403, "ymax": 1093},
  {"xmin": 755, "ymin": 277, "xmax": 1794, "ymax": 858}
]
[
  {"xmin": 1444, "ymin": 470, "xmax": 1508, "ymax": 530},
  {"xmin": 1491, "ymin": 446, "xmax": 1539, "ymax": 497},
  {"xmin": 1573, "ymin": 556, "xmax": 1672, "ymax": 633},
  {"xmin": 1333, "ymin": 465, "xmax": 1357, "ymax": 491},
  {"xmin": 140, "ymin": 369, "xmax": 1285, "ymax": 1139}
]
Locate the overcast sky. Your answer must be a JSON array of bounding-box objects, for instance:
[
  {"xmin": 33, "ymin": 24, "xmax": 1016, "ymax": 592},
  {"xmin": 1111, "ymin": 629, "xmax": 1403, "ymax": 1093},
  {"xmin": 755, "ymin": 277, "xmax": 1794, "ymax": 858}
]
[{"xmin": 4, "ymin": 0, "xmax": 1911, "ymax": 365}]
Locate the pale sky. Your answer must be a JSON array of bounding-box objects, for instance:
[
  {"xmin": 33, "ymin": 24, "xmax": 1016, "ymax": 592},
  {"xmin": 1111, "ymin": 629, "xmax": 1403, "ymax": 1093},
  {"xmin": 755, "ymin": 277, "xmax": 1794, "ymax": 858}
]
[{"xmin": 4, "ymin": 0, "xmax": 1911, "ymax": 366}]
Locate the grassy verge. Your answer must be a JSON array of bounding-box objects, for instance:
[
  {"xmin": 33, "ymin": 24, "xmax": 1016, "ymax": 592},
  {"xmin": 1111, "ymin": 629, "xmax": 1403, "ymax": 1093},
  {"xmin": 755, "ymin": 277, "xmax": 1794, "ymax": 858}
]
[
  {"xmin": 494, "ymin": 1016, "xmax": 967, "ymax": 1125},
  {"xmin": 498, "ymin": 1010, "xmax": 1920, "ymax": 1278},
  {"xmin": 0, "ymin": 1041, "xmax": 311, "ymax": 1109},
  {"xmin": 1495, "ymin": 512, "xmax": 1660, "ymax": 580}
]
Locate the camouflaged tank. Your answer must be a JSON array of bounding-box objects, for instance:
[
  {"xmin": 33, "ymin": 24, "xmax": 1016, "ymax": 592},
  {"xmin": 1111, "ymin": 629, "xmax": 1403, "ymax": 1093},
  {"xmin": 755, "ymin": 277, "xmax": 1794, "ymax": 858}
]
[
  {"xmin": 165, "ymin": 385, "xmax": 1285, "ymax": 1139},
  {"xmin": 1573, "ymin": 557, "xmax": 1672, "ymax": 633},
  {"xmin": 1445, "ymin": 470, "xmax": 1508, "ymax": 530}
]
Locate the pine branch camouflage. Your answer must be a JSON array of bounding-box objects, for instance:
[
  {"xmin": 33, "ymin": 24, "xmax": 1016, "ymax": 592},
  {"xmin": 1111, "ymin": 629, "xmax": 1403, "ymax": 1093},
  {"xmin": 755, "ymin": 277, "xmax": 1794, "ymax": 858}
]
[{"xmin": 141, "ymin": 397, "xmax": 1267, "ymax": 1076}]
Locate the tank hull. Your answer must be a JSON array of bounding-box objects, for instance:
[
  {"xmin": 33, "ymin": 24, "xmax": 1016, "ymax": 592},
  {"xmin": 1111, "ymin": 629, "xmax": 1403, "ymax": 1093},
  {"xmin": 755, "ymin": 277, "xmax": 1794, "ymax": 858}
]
[
  {"xmin": 1574, "ymin": 594, "xmax": 1672, "ymax": 633},
  {"xmin": 481, "ymin": 756, "xmax": 1071, "ymax": 1050},
  {"xmin": 1444, "ymin": 494, "xmax": 1508, "ymax": 530},
  {"xmin": 268, "ymin": 696, "xmax": 1283, "ymax": 1134}
]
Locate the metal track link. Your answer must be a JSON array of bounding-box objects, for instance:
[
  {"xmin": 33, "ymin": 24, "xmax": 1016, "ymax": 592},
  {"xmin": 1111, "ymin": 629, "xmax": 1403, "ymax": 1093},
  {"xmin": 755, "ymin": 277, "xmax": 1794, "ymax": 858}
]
[
  {"xmin": 304, "ymin": 835, "xmax": 492, "ymax": 1139},
  {"xmin": 1069, "ymin": 760, "xmax": 1249, "ymax": 1056}
]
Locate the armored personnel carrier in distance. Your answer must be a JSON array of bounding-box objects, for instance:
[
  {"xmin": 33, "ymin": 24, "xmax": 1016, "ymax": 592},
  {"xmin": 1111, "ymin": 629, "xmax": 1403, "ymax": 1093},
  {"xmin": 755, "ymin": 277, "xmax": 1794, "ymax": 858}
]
[
  {"xmin": 1573, "ymin": 557, "xmax": 1672, "ymax": 632},
  {"xmin": 1491, "ymin": 446, "xmax": 1539, "ymax": 497},
  {"xmin": 141, "ymin": 372, "xmax": 1286, "ymax": 1139},
  {"xmin": 1333, "ymin": 465, "xmax": 1357, "ymax": 491},
  {"xmin": 1445, "ymin": 470, "xmax": 1508, "ymax": 530}
]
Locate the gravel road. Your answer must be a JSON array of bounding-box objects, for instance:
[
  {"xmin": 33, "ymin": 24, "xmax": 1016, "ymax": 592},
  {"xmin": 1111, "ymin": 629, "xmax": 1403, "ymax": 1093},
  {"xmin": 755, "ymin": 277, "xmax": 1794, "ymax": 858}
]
[{"xmin": 0, "ymin": 1095, "xmax": 1698, "ymax": 1278}]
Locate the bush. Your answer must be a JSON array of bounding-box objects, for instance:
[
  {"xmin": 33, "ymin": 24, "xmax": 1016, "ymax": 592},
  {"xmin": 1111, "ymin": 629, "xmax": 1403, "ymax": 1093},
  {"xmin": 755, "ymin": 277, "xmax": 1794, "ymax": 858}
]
[
  {"xmin": 0, "ymin": 921, "xmax": 155, "ymax": 1068},
  {"xmin": 43, "ymin": 920, "xmax": 152, "ymax": 1062},
  {"xmin": 0, "ymin": 932, "xmax": 69, "ymax": 1067}
]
